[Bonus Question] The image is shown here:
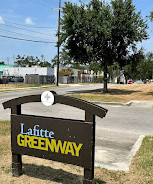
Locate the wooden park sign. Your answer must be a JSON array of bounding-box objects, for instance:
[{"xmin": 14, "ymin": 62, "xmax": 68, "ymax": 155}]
[{"xmin": 3, "ymin": 91, "xmax": 107, "ymax": 184}]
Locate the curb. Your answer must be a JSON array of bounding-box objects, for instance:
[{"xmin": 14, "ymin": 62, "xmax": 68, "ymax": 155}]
[
  {"xmin": 95, "ymin": 135, "xmax": 145, "ymax": 171},
  {"xmin": 126, "ymin": 135, "xmax": 145, "ymax": 169},
  {"xmin": 91, "ymin": 101, "xmax": 153, "ymax": 108},
  {"xmin": 90, "ymin": 101, "xmax": 129, "ymax": 106}
]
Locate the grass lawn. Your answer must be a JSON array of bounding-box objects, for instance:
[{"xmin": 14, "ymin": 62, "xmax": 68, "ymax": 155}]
[
  {"xmin": 70, "ymin": 83, "xmax": 153, "ymax": 103},
  {"xmin": 0, "ymin": 84, "xmax": 56, "ymax": 90},
  {"xmin": 0, "ymin": 120, "xmax": 153, "ymax": 184}
]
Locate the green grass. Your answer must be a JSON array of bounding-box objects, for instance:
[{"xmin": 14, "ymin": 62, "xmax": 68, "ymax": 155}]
[
  {"xmin": 132, "ymin": 136, "xmax": 153, "ymax": 178},
  {"xmin": 0, "ymin": 120, "xmax": 10, "ymax": 136},
  {"xmin": 0, "ymin": 120, "xmax": 11, "ymax": 153},
  {"xmin": 0, "ymin": 84, "xmax": 56, "ymax": 89},
  {"xmin": 13, "ymin": 84, "xmax": 41, "ymax": 88},
  {"xmin": 1, "ymin": 166, "xmax": 12, "ymax": 174},
  {"xmin": 94, "ymin": 136, "xmax": 153, "ymax": 183},
  {"xmin": 78, "ymin": 83, "xmax": 102, "ymax": 85},
  {"xmin": 0, "ymin": 84, "xmax": 57, "ymax": 93},
  {"xmin": 69, "ymin": 93, "xmax": 123, "ymax": 102}
]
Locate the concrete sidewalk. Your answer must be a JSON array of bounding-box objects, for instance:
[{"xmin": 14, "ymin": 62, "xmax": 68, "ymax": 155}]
[{"xmin": 92, "ymin": 100, "xmax": 153, "ymax": 108}]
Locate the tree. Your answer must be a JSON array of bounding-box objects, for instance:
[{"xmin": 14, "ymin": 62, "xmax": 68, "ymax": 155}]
[
  {"xmin": 136, "ymin": 52, "xmax": 153, "ymax": 80},
  {"xmin": 149, "ymin": 11, "xmax": 153, "ymax": 21},
  {"xmin": 89, "ymin": 62, "xmax": 103, "ymax": 75},
  {"xmin": 60, "ymin": 0, "xmax": 148, "ymax": 92},
  {"xmin": 52, "ymin": 49, "xmax": 84, "ymax": 69},
  {"xmin": 15, "ymin": 55, "xmax": 51, "ymax": 67},
  {"xmin": 0, "ymin": 61, "xmax": 5, "ymax": 65},
  {"xmin": 123, "ymin": 49, "xmax": 145, "ymax": 81},
  {"xmin": 108, "ymin": 62, "xmax": 120, "ymax": 83},
  {"xmin": 52, "ymin": 49, "xmax": 72, "ymax": 67},
  {"xmin": 59, "ymin": 68, "xmax": 74, "ymax": 76}
]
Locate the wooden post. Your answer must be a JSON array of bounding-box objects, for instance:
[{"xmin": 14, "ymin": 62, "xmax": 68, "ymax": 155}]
[
  {"xmin": 83, "ymin": 112, "xmax": 95, "ymax": 184},
  {"xmin": 11, "ymin": 105, "xmax": 22, "ymax": 177}
]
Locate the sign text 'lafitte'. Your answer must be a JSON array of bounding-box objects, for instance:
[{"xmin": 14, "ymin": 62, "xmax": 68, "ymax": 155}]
[
  {"xmin": 17, "ymin": 123, "xmax": 83, "ymax": 157},
  {"xmin": 3, "ymin": 91, "xmax": 108, "ymax": 184}
]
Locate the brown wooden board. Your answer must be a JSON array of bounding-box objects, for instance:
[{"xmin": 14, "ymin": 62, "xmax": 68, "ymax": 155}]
[{"xmin": 11, "ymin": 114, "xmax": 93, "ymax": 169}]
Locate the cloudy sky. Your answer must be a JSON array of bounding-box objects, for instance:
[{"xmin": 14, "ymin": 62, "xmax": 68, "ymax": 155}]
[{"xmin": 0, "ymin": 0, "xmax": 152, "ymax": 64}]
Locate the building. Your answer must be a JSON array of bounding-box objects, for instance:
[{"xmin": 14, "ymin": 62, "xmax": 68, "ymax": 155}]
[
  {"xmin": 54, "ymin": 65, "xmax": 78, "ymax": 84},
  {"xmin": 3, "ymin": 66, "xmax": 54, "ymax": 79},
  {"xmin": 0, "ymin": 65, "xmax": 14, "ymax": 77}
]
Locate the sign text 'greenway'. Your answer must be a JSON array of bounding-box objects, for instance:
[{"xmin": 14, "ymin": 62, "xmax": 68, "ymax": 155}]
[
  {"xmin": 17, "ymin": 123, "xmax": 83, "ymax": 157},
  {"xmin": 3, "ymin": 92, "xmax": 108, "ymax": 183}
]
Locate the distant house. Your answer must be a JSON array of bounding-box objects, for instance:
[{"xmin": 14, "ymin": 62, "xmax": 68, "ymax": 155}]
[
  {"xmin": 54, "ymin": 65, "xmax": 78, "ymax": 84},
  {"xmin": 78, "ymin": 68, "xmax": 104, "ymax": 83}
]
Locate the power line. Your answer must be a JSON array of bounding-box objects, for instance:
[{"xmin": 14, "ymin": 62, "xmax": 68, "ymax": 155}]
[
  {"xmin": 0, "ymin": 56, "xmax": 14, "ymax": 60},
  {"xmin": 0, "ymin": 28, "xmax": 53, "ymax": 41},
  {"xmin": 1, "ymin": 24, "xmax": 55, "ymax": 36},
  {"xmin": 0, "ymin": 34, "xmax": 56, "ymax": 43},
  {"xmin": 30, "ymin": 0, "xmax": 52, "ymax": 8},
  {"xmin": 4, "ymin": 20, "xmax": 57, "ymax": 29},
  {"xmin": 30, "ymin": 0, "xmax": 58, "ymax": 10},
  {"xmin": 44, "ymin": 0, "xmax": 59, "ymax": 6}
]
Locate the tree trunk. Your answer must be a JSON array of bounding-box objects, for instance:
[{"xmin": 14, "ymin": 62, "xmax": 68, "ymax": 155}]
[
  {"xmin": 125, "ymin": 77, "xmax": 128, "ymax": 84},
  {"xmin": 103, "ymin": 63, "xmax": 108, "ymax": 93}
]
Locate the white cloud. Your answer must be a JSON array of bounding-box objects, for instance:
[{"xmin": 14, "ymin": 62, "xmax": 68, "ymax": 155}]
[
  {"xmin": 25, "ymin": 17, "xmax": 33, "ymax": 25},
  {"xmin": 0, "ymin": 16, "xmax": 5, "ymax": 24}
]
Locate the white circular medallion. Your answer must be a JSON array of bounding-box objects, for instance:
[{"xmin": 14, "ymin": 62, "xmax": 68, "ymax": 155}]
[{"xmin": 41, "ymin": 91, "xmax": 54, "ymax": 106}]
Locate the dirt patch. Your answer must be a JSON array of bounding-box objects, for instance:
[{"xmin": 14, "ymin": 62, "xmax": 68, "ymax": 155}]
[{"xmin": 70, "ymin": 83, "xmax": 153, "ymax": 103}]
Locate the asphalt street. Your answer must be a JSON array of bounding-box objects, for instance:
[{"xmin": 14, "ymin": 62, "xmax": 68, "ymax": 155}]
[{"xmin": 0, "ymin": 83, "xmax": 153, "ymax": 171}]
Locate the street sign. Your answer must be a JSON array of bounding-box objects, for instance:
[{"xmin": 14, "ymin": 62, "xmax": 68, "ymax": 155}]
[
  {"xmin": 3, "ymin": 91, "xmax": 108, "ymax": 184},
  {"xmin": 11, "ymin": 114, "xmax": 93, "ymax": 169}
]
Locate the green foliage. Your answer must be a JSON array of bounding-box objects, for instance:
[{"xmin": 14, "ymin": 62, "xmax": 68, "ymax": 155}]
[
  {"xmin": 123, "ymin": 49, "xmax": 145, "ymax": 80},
  {"xmin": 59, "ymin": 68, "xmax": 74, "ymax": 76},
  {"xmin": 61, "ymin": 0, "xmax": 148, "ymax": 64},
  {"xmin": 89, "ymin": 62, "xmax": 103, "ymax": 73},
  {"xmin": 108, "ymin": 62, "xmax": 120, "ymax": 78},
  {"xmin": 123, "ymin": 51, "xmax": 153, "ymax": 80},
  {"xmin": 15, "ymin": 54, "xmax": 51, "ymax": 67},
  {"xmin": 52, "ymin": 49, "xmax": 85, "ymax": 70},
  {"xmin": 148, "ymin": 11, "xmax": 153, "ymax": 21},
  {"xmin": 0, "ymin": 61, "xmax": 5, "ymax": 65},
  {"xmin": 52, "ymin": 49, "xmax": 72, "ymax": 67},
  {"xmin": 136, "ymin": 52, "xmax": 153, "ymax": 80},
  {"xmin": 61, "ymin": 0, "xmax": 148, "ymax": 92}
]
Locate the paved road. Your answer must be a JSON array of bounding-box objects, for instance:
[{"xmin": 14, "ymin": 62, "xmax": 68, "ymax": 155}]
[
  {"xmin": 0, "ymin": 83, "xmax": 109, "ymax": 99},
  {"xmin": 0, "ymin": 83, "xmax": 153, "ymax": 171}
]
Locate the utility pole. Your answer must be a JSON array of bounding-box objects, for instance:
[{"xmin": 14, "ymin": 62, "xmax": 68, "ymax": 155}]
[
  {"xmin": 7, "ymin": 57, "xmax": 9, "ymax": 65},
  {"xmin": 13, "ymin": 55, "xmax": 15, "ymax": 65},
  {"xmin": 56, "ymin": 0, "xmax": 61, "ymax": 86}
]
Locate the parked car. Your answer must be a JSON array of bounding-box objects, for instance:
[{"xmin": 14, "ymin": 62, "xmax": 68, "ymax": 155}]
[
  {"xmin": 18, "ymin": 77, "xmax": 24, "ymax": 82},
  {"xmin": 143, "ymin": 79, "xmax": 150, "ymax": 84},
  {"xmin": 11, "ymin": 76, "xmax": 24, "ymax": 82},
  {"xmin": 128, "ymin": 80, "xmax": 134, "ymax": 84},
  {"xmin": 0, "ymin": 78, "xmax": 3, "ymax": 84},
  {"xmin": 1, "ymin": 76, "xmax": 9, "ymax": 84}
]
